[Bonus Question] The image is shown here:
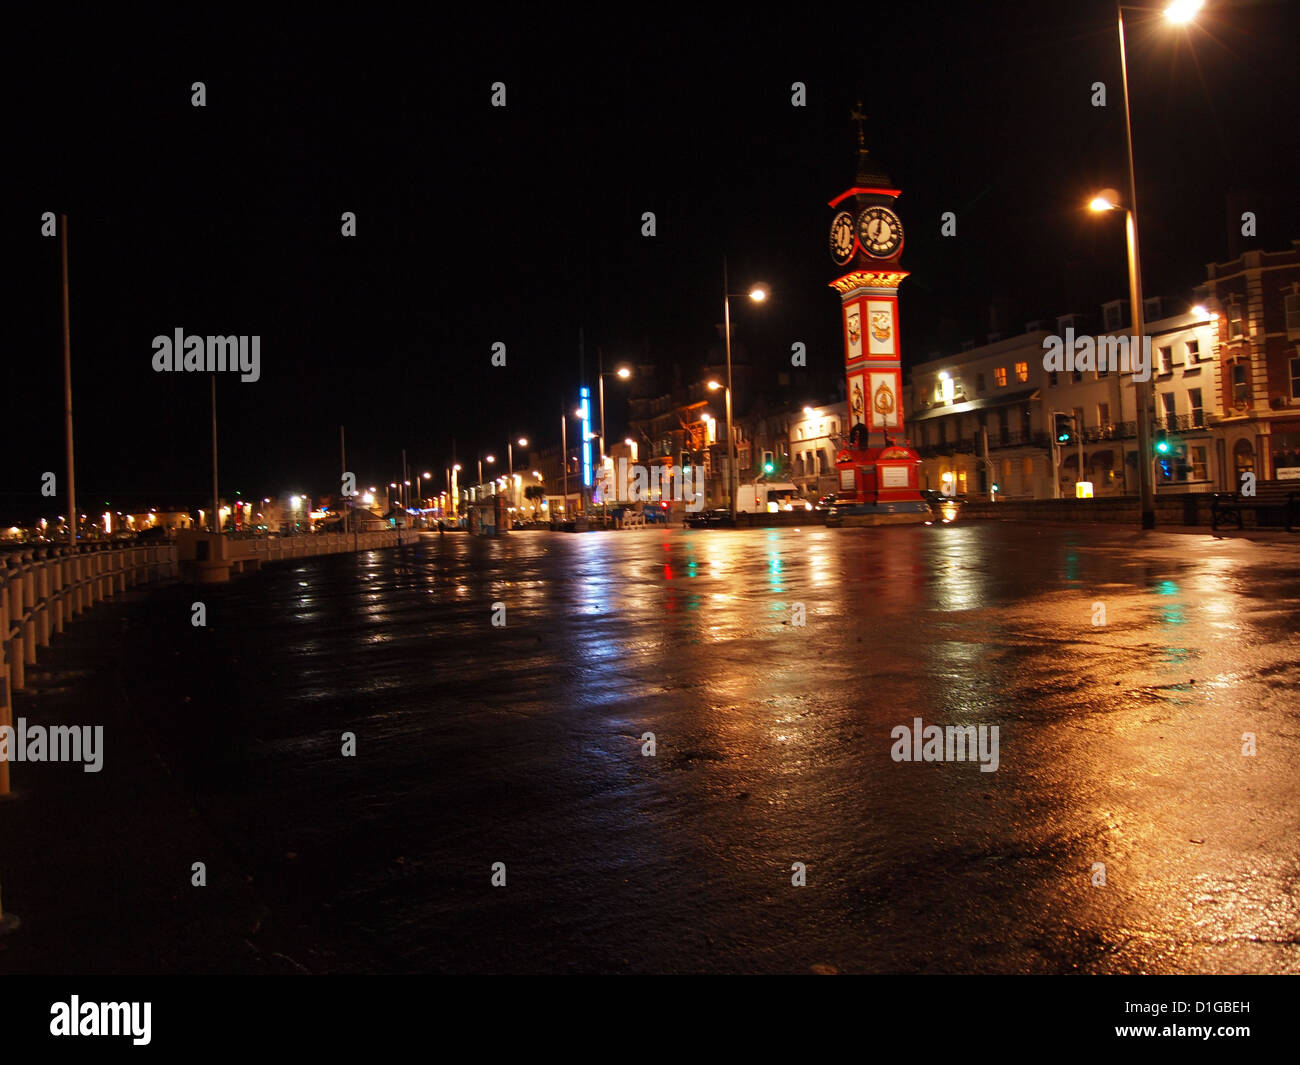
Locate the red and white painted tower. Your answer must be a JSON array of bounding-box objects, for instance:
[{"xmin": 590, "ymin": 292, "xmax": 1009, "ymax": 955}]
[{"xmin": 828, "ymin": 107, "xmax": 927, "ymax": 523}]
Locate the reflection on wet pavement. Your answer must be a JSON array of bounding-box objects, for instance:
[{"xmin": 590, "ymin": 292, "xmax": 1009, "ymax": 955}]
[{"xmin": 120, "ymin": 525, "xmax": 1300, "ymax": 973}]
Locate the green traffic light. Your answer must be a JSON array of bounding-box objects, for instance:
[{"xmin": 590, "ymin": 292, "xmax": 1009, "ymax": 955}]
[
  {"xmin": 1155, "ymin": 440, "xmax": 1170, "ymax": 454},
  {"xmin": 764, "ymin": 463, "xmax": 774, "ymax": 473}
]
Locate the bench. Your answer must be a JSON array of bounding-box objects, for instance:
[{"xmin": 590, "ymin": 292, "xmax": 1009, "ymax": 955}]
[{"xmin": 1211, "ymin": 484, "xmax": 1298, "ymax": 532}]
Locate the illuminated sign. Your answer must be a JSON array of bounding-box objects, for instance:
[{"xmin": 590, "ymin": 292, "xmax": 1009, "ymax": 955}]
[{"xmin": 580, "ymin": 387, "xmax": 592, "ymax": 488}]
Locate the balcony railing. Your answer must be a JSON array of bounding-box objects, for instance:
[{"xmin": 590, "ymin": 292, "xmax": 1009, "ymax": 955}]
[
  {"xmin": 1155, "ymin": 413, "xmax": 1206, "ymax": 432},
  {"xmin": 1077, "ymin": 421, "xmax": 1136, "ymax": 443}
]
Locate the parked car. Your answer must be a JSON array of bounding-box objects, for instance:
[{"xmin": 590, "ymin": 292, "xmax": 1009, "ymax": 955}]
[
  {"xmin": 815, "ymin": 493, "xmax": 838, "ymax": 509},
  {"xmin": 685, "ymin": 508, "xmax": 732, "ymax": 528}
]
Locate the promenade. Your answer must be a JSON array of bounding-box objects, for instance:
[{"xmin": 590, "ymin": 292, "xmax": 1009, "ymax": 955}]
[{"xmin": 2, "ymin": 525, "xmax": 1298, "ymax": 974}]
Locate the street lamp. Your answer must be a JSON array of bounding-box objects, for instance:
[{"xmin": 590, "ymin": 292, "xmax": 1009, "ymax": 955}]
[
  {"xmin": 1102, "ymin": 0, "xmax": 1204, "ymax": 528},
  {"xmin": 1089, "ymin": 188, "xmax": 1156, "ymax": 517},
  {"xmin": 707, "ymin": 379, "xmax": 732, "ymax": 513},
  {"xmin": 722, "ymin": 263, "xmax": 769, "ymax": 520},
  {"xmin": 478, "ymin": 454, "xmax": 495, "ymax": 494},
  {"xmin": 596, "ymin": 353, "xmax": 633, "ymax": 466},
  {"xmin": 507, "ymin": 437, "xmax": 528, "ymax": 510}
]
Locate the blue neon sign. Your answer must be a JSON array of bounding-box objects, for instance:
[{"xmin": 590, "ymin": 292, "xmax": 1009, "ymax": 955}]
[{"xmin": 580, "ymin": 387, "xmax": 592, "ymax": 487}]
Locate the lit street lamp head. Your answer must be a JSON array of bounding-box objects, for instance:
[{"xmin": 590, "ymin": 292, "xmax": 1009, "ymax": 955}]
[
  {"xmin": 1089, "ymin": 188, "xmax": 1123, "ymax": 212},
  {"xmin": 748, "ymin": 285, "xmax": 768, "ymax": 302},
  {"xmin": 707, "ymin": 380, "xmax": 722, "ymax": 391},
  {"xmin": 1165, "ymin": 0, "xmax": 1203, "ymax": 24},
  {"xmin": 616, "ymin": 366, "xmax": 631, "ymax": 379}
]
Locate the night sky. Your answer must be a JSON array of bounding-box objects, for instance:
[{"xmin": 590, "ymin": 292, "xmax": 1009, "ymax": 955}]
[{"xmin": 10, "ymin": 2, "xmax": 1298, "ymax": 521}]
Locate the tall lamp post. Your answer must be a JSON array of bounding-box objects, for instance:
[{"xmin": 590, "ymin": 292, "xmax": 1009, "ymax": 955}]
[
  {"xmin": 507, "ymin": 437, "xmax": 528, "ymax": 511},
  {"xmin": 560, "ymin": 404, "xmax": 571, "ymax": 520},
  {"xmin": 1100, "ymin": 0, "xmax": 1204, "ymax": 529},
  {"xmin": 596, "ymin": 356, "xmax": 632, "ymax": 465},
  {"xmin": 722, "ymin": 262, "xmax": 769, "ymax": 521},
  {"xmin": 707, "ymin": 380, "xmax": 732, "ymax": 511}
]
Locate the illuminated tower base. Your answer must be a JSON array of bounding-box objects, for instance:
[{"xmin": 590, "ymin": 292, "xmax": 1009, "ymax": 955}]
[{"xmin": 824, "ymin": 116, "xmax": 928, "ymax": 526}]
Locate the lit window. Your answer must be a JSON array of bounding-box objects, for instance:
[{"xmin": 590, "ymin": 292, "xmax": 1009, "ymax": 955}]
[
  {"xmin": 1015, "ymin": 361, "xmax": 1028, "ymax": 383},
  {"xmin": 994, "ymin": 367, "xmax": 1007, "ymax": 387},
  {"xmin": 1188, "ymin": 388, "xmax": 1203, "ymax": 428},
  {"xmin": 1185, "ymin": 338, "xmax": 1200, "ymax": 362}
]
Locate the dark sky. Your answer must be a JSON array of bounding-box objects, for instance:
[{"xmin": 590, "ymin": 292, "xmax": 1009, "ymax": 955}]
[{"xmin": 9, "ymin": 2, "xmax": 1298, "ymax": 521}]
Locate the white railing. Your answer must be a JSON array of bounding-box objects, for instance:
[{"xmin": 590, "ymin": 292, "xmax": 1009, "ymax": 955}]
[
  {"xmin": 0, "ymin": 542, "xmax": 179, "ymax": 794},
  {"xmin": 0, "ymin": 528, "xmax": 419, "ymax": 794}
]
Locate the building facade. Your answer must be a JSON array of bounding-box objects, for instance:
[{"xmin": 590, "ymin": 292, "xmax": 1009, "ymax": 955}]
[
  {"xmin": 1202, "ymin": 240, "xmax": 1300, "ymax": 483},
  {"xmin": 908, "ymin": 301, "xmax": 1226, "ymax": 499}
]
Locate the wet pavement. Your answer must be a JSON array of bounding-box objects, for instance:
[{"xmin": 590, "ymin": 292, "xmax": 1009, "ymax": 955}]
[{"xmin": 2, "ymin": 523, "xmax": 1298, "ymax": 973}]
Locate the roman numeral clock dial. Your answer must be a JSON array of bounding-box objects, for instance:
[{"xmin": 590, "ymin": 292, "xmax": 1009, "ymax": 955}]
[
  {"xmin": 857, "ymin": 206, "xmax": 903, "ymax": 258},
  {"xmin": 829, "ymin": 210, "xmax": 856, "ymax": 265}
]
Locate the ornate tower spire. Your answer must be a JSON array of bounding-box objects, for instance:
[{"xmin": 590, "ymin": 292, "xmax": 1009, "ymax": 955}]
[{"xmin": 849, "ymin": 100, "xmax": 893, "ymax": 187}]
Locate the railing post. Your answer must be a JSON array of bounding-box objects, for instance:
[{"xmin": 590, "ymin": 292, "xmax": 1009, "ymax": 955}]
[
  {"xmin": 1, "ymin": 558, "xmax": 11, "ymax": 785},
  {"xmin": 21, "ymin": 551, "xmax": 37, "ymax": 668},
  {"xmin": 51, "ymin": 548, "xmax": 66, "ymax": 635},
  {"xmin": 7, "ymin": 557, "xmax": 25, "ymax": 692},
  {"xmin": 35, "ymin": 549, "xmax": 51, "ymax": 650}
]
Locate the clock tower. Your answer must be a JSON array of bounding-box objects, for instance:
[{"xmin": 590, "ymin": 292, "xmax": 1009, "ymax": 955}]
[{"xmin": 827, "ymin": 107, "xmax": 927, "ymax": 523}]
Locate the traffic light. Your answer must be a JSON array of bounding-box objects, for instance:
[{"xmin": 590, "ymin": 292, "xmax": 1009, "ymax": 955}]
[
  {"xmin": 680, "ymin": 450, "xmax": 692, "ymax": 471},
  {"xmin": 1054, "ymin": 413, "xmax": 1073, "ymax": 445},
  {"xmin": 762, "ymin": 450, "xmax": 775, "ymax": 474},
  {"xmin": 1154, "ymin": 432, "xmax": 1171, "ymax": 455}
]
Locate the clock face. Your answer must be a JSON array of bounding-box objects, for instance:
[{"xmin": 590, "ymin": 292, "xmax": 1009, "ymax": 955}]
[
  {"xmin": 829, "ymin": 210, "xmax": 856, "ymax": 265},
  {"xmin": 857, "ymin": 206, "xmax": 903, "ymax": 258}
]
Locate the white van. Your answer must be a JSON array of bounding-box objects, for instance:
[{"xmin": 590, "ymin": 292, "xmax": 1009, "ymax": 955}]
[{"xmin": 736, "ymin": 483, "xmax": 811, "ymax": 513}]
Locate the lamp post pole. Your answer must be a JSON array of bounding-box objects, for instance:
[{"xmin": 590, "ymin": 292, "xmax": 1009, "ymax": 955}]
[
  {"xmin": 60, "ymin": 214, "xmax": 77, "ymax": 550},
  {"xmin": 598, "ymin": 348, "xmax": 606, "ymax": 465},
  {"xmin": 723, "ymin": 260, "xmax": 736, "ymax": 521},
  {"xmin": 561, "ymin": 407, "xmax": 569, "ymax": 520},
  {"xmin": 1119, "ymin": 3, "xmax": 1156, "ymax": 530}
]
